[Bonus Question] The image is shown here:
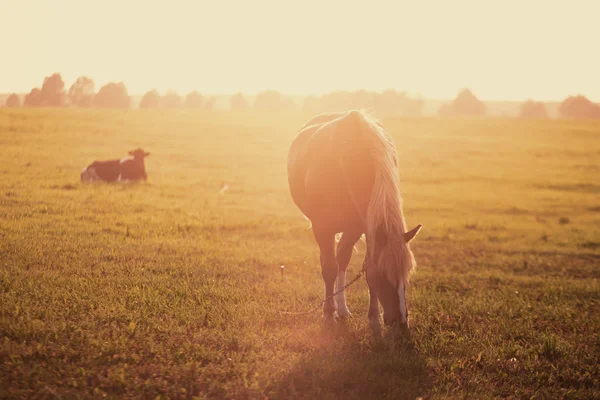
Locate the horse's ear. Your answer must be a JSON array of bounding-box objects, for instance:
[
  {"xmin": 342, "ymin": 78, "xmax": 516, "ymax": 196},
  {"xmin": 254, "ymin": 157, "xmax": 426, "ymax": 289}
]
[{"xmin": 404, "ymin": 224, "xmax": 422, "ymax": 243}]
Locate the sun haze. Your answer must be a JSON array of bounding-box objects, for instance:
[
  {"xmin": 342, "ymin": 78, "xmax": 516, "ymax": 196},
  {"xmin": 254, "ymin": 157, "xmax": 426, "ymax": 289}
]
[{"xmin": 1, "ymin": 0, "xmax": 599, "ymax": 100}]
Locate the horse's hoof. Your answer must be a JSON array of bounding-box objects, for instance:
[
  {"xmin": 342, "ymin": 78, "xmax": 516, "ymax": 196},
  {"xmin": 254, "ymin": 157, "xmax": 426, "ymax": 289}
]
[
  {"xmin": 338, "ymin": 311, "xmax": 352, "ymax": 320},
  {"xmin": 385, "ymin": 322, "xmax": 410, "ymax": 341},
  {"xmin": 322, "ymin": 313, "xmax": 338, "ymax": 326},
  {"xmin": 369, "ymin": 315, "xmax": 382, "ymax": 330},
  {"xmin": 337, "ymin": 307, "xmax": 352, "ymax": 319}
]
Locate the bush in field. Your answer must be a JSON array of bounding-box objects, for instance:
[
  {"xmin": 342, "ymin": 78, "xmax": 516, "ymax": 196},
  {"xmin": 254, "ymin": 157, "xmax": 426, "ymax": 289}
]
[
  {"xmin": 185, "ymin": 91, "xmax": 204, "ymax": 108},
  {"xmin": 230, "ymin": 93, "xmax": 249, "ymax": 111},
  {"xmin": 23, "ymin": 88, "xmax": 42, "ymax": 107},
  {"xmin": 558, "ymin": 95, "xmax": 600, "ymax": 118},
  {"xmin": 94, "ymin": 82, "xmax": 130, "ymax": 108},
  {"xmin": 140, "ymin": 90, "xmax": 161, "ymax": 109},
  {"xmin": 68, "ymin": 76, "xmax": 95, "ymax": 107},
  {"xmin": 40, "ymin": 73, "xmax": 66, "ymax": 107},
  {"xmin": 519, "ymin": 100, "xmax": 548, "ymax": 118},
  {"xmin": 438, "ymin": 89, "xmax": 486, "ymax": 116},
  {"xmin": 5, "ymin": 93, "xmax": 20, "ymax": 108},
  {"xmin": 162, "ymin": 91, "xmax": 181, "ymax": 109}
]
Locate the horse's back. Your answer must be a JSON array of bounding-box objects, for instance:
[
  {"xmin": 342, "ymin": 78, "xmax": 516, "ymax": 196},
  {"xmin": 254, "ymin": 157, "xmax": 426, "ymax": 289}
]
[
  {"xmin": 288, "ymin": 111, "xmax": 373, "ymax": 231},
  {"xmin": 288, "ymin": 117, "xmax": 335, "ymax": 217}
]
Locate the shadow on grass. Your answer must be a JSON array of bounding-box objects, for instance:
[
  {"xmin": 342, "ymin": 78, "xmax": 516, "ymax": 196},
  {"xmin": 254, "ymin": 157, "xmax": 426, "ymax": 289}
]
[{"xmin": 269, "ymin": 323, "xmax": 431, "ymax": 400}]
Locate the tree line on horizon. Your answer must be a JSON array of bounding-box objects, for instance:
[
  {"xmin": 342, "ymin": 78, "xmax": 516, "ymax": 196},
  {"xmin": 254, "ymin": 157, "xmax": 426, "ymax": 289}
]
[
  {"xmin": 438, "ymin": 89, "xmax": 600, "ymax": 119},
  {"xmin": 2, "ymin": 74, "xmax": 216, "ymax": 111},
  {"xmin": 3, "ymin": 73, "xmax": 600, "ymax": 119}
]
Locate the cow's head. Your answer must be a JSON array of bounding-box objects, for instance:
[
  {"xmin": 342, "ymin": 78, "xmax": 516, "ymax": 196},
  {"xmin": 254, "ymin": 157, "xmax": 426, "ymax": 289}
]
[{"xmin": 129, "ymin": 148, "xmax": 150, "ymax": 159}]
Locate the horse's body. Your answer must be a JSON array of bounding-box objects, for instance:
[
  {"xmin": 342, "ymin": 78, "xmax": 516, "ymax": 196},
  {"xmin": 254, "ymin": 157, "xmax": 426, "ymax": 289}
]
[{"xmin": 287, "ymin": 110, "xmax": 421, "ymax": 326}]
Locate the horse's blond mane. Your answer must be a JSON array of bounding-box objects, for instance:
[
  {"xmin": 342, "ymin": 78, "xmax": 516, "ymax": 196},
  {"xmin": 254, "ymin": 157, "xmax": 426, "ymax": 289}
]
[{"xmin": 349, "ymin": 110, "xmax": 416, "ymax": 286}]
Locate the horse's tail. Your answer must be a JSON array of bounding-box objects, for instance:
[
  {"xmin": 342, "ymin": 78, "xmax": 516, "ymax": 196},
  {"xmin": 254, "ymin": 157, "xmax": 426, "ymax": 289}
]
[{"xmin": 344, "ymin": 110, "xmax": 417, "ymax": 286}]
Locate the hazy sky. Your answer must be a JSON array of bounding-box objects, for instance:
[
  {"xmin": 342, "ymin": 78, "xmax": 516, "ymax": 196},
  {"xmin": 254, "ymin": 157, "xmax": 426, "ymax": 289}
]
[{"xmin": 1, "ymin": 0, "xmax": 598, "ymax": 100}]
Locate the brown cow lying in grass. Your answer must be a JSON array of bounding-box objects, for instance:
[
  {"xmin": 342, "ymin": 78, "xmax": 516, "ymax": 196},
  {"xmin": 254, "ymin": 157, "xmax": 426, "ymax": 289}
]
[{"xmin": 81, "ymin": 148, "xmax": 150, "ymax": 183}]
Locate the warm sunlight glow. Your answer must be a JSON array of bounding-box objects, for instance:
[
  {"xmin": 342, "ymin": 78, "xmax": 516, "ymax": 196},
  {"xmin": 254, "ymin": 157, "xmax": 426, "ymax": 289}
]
[{"xmin": 2, "ymin": 0, "xmax": 599, "ymax": 100}]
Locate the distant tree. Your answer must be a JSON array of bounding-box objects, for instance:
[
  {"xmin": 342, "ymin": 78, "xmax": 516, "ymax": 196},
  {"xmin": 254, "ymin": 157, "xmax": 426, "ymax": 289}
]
[
  {"xmin": 281, "ymin": 98, "xmax": 297, "ymax": 111},
  {"xmin": 319, "ymin": 91, "xmax": 356, "ymax": 112},
  {"xmin": 438, "ymin": 89, "xmax": 486, "ymax": 116},
  {"xmin": 68, "ymin": 76, "xmax": 95, "ymax": 107},
  {"xmin": 402, "ymin": 96, "xmax": 424, "ymax": 116},
  {"xmin": 351, "ymin": 89, "xmax": 376, "ymax": 110},
  {"xmin": 184, "ymin": 91, "xmax": 204, "ymax": 108},
  {"xmin": 254, "ymin": 90, "xmax": 283, "ymax": 110},
  {"xmin": 230, "ymin": 92, "xmax": 249, "ymax": 111},
  {"xmin": 94, "ymin": 82, "xmax": 130, "ymax": 108},
  {"xmin": 40, "ymin": 73, "xmax": 66, "ymax": 107},
  {"xmin": 140, "ymin": 90, "xmax": 160, "ymax": 108},
  {"xmin": 302, "ymin": 95, "xmax": 321, "ymax": 113},
  {"xmin": 374, "ymin": 90, "xmax": 424, "ymax": 116},
  {"xmin": 375, "ymin": 89, "xmax": 400, "ymax": 115},
  {"xmin": 204, "ymin": 97, "xmax": 216, "ymax": 111},
  {"xmin": 453, "ymin": 89, "xmax": 486, "ymax": 115},
  {"xmin": 558, "ymin": 95, "xmax": 600, "ymax": 118},
  {"xmin": 309, "ymin": 89, "xmax": 423, "ymax": 116},
  {"xmin": 162, "ymin": 90, "xmax": 181, "ymax": 109},
  {"xmin": 23, "ymin": 88, "xmax": 42, "ymax": 107},
  {"xmin": 5, "ymin": 93, "xmax": 20, "ymax": 108},
  {"xmin": 437, "ymin": 104, "xmax": 451, "ymax": 116},
  {"xmin": 519, "ymin": 100, "xmax": 548, "ymax": 118}
]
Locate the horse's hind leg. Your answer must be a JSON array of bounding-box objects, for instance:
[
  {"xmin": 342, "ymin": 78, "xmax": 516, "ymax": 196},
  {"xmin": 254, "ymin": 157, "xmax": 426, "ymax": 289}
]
[
  {"xmin": 313, "ymin": 226, "xmax": 338, "ymax": 322},
  {"xmin": 335, "ymin": 230, "xmax": 363, "ymax": 318}
]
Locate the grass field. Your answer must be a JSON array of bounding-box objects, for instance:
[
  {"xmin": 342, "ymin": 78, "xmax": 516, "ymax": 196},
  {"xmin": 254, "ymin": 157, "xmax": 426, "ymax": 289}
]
[{"xmin": 1, "ymin": 109, "xmax": 599, "ymax": 399}]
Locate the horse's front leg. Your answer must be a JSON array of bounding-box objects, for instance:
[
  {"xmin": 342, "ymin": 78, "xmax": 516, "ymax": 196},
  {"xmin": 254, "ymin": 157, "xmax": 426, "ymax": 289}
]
[
  {"xmin": 335, "ymin": 230, "xmax": 363, "ymax": 318},
  {"xmin": 314, "ymin": 228, "xmax": 338, "ymax": 323},
  {"xmin": 366, "ymin": 265, "xmax": 382, "ymax": 329}
]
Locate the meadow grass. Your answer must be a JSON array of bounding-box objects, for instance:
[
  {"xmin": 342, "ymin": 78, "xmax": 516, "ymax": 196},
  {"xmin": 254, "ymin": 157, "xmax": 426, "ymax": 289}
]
[{"xmin": 0, "ymin": 109, "xmax": 599, "ymax": 399}]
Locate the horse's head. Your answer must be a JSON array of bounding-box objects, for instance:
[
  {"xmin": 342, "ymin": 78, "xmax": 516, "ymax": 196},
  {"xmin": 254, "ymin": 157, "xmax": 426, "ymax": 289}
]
[{"xmin": 368, "ymin": 224, "xmax": 421, "ymax": 327}]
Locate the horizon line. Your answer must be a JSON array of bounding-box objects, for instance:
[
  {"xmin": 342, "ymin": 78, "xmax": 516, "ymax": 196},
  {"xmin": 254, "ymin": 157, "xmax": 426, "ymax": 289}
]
[{"xmin": 0, "ymin": 90, "xmax": 582, "ymax": 104}]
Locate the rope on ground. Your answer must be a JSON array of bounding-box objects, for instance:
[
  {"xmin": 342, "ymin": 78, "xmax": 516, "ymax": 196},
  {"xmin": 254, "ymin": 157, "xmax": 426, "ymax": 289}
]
[{"xmin": 278, "ymin": 251, "xmax": 368, "ymax": 315}]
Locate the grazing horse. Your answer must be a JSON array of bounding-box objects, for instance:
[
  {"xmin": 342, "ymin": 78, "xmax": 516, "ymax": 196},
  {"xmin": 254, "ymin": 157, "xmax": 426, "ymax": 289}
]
[{"xmin": 287, "ymin": 110, "xmax": 421, "ymax": 327}]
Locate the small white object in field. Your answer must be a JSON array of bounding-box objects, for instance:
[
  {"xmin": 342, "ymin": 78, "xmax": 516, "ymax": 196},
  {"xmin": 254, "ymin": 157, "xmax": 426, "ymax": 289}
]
[
  {"xmin": 280, "ymin": 265, "xmax": 285, "ymax": 277},
  {"xmin": 219, "ymin": 183, "xmax": 229, "ymax": 194}
]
